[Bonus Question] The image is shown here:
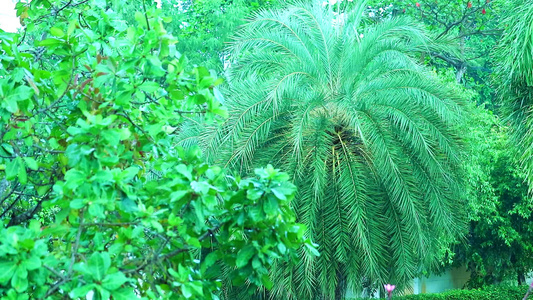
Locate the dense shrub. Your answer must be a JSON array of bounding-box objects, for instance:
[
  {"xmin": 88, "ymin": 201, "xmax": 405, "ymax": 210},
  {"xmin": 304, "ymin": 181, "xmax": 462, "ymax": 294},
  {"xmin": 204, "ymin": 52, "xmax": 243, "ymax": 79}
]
[{"xmin": 395, "ymin": 285, "xmax": 528, "ymax": 300}]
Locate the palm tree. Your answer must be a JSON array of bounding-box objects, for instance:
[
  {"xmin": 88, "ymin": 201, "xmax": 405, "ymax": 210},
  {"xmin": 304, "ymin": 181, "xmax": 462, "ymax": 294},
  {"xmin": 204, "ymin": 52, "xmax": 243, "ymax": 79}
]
[
  {"xmin": 495, "ymin": 0, "xmax": 533, "ymax": 189},
  {"xmin": 179, "ymin": 1, "xmax": 467, "ymax": 298}
]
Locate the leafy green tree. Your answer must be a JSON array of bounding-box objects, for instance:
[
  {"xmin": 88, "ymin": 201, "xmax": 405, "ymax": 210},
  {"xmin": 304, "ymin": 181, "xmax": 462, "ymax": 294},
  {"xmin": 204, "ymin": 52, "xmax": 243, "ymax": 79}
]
[
  {"xmin": 364, "ymin": 0, "xmax": 510, "ymax": 107},
  {"xmin": 457, "ymin": 103, "xmax": 533, "ymax": 287},
  {"xmin": 0, "ymin": 0, "xmax": 311, "ymax": 298},
  {"xmin": 180, "ymin": 1, "xmax": 469, "ymax": 298},
  {"xmin": 160, "ymin": 0, "xmax": 282, "ymax": 71},
  {"xmin": 495, "ymin": 0, "xmax": 533, "ymax": 188}
]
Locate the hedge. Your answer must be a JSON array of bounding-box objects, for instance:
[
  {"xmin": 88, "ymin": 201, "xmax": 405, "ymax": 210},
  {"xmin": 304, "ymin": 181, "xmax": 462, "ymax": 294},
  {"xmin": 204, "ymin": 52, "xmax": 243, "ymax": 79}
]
[{"xmin": 394, "ymin": 285, "xmax": 529, "ymax": 300}]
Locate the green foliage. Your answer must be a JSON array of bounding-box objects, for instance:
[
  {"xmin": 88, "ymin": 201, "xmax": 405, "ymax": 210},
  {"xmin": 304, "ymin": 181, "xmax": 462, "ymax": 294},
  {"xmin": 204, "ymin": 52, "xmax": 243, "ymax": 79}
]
[
  {"xmin": 495, "ymin": 0, "xmax": 533, "ymax": 189},
  {"xmin": 455, "ymin": 102, "xmax": 533, "ymax": 287},
  {"xmin": 163, "ymin": 0, "xmax": 282, "ymax": 71},
  {"xmin": 0, "ymin": 0, "xmax": 311, "ymax": 298},
  {"xmin": 394, "ymin": 285, "xmax": 529, "ymax": 300},
  {"xmin": 180, "ymin": 1, "xmax": 469, "ymax": 298},
  {"xmin": 363, "ymin": 0, "xmax": 509, "ymax": 107}
]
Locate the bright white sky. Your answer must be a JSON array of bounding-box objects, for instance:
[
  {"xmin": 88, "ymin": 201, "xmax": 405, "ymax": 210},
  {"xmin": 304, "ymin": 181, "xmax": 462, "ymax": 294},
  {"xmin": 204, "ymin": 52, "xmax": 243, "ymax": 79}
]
[{"xmin": 0, "ymin": 0, "xmax": 21, "ymax": 32}]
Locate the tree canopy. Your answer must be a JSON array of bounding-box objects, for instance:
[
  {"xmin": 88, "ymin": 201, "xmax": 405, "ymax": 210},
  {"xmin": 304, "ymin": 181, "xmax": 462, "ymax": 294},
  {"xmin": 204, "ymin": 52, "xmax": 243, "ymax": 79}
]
[
  {"xmin": 3, "ymin": 0, "xmax": 533, "ymax": 299},
  {"xmin": 0, "ymin": 1, "xmax": 312, "ymax": 298}
]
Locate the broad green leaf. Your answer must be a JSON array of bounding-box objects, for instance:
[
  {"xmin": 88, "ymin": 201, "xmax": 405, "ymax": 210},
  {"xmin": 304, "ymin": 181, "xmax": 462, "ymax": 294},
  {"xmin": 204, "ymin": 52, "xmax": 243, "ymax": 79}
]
[
  {"xmin": 111, "ymin": 288, "xmax": 136, "ymax": 300},
  {"xmin": 201, "ymin": 251, "xmax": 218, "ymax": 272},
  {"xmin": 236, "ymin": 246, "xmax": 255, "ymax": 268},
  {"xmin": 271, "ymin": 188, "xmax": 287, "ymax": 200},
  {"xmin": 23, "ymin": 256, "xmax": 41, "ymax": 271},
  {"xmin": 119, "ymin": 197, "xmax": 138, "ymax": 213},
  {"xmin": 3, "ymin": 94, "xmax": 18, "ymax": 112},
  {"xmin": 70, "ymin": 199, "xmax": 85, "ymax": 209},
  {"xmin": 102, "ymin": 272, "xmax": 128, "ymax": 290},
  {"xmin": 89, "ymin": 203, "xmax": 105, "ymax": 218},
  {"xmin": 182, "ymin": 284, "xmax": 193, "ymax": 298},
  {"xmin": 88, "ymin": 252, "xmax": 110, "ymax": 281},
  {"xmin": 5, "ymin": 157, "xmax": 21, "ymax": 180},
  {"xmin": 247, "ymin": 188, "xmax": 263, "ymax": 201},
  {"xmin": 96, "ymin": 285, "xmax": 110, "ymax": 300},
  {"xmin": 0, "ymin": 261, "xmax": 17, "ymax": 285},
  {"xmin": 69, "ymin": 284, "xmax": 96, "ymax": 298},
  {"xmin": 261, "ymin": 274, "xmax": 274, "ymax": 289},
  {"xmin": 50, "ymin": 27, "xmax": 64, "ymax": 37},
  {"xmin": 188, "ymin": 281, "xmax": 204, "ymax": 296},
  {"xmin": 139, "ymin": 81, "xmax": 160, "ymax": 93},
  {"xmin": 11, "ymin": 266, "xmax": 28, "ymax": 292},
  {"xmin": 263, "ymin": 196, "xmax": 278, "ymax": 216}
]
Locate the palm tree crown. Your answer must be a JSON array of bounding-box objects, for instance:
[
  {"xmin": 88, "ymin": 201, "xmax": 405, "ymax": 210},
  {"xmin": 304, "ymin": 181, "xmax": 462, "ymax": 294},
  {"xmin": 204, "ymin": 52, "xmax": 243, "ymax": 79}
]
[{"xmin": 179, "ymin": 1, "xmax": 467, "ymax": 298}]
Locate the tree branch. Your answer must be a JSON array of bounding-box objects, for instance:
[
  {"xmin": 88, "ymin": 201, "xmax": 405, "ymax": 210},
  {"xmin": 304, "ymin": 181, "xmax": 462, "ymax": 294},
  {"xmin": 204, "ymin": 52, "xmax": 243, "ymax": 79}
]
[{"xmin": 121, "ymin": 223, "xmax": 222, "ymax": 274}]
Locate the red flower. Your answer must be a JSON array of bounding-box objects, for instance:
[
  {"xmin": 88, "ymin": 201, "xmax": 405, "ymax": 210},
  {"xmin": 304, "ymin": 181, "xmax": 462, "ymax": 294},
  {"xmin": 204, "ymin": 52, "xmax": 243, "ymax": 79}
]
[
  {"xmin": 482, "ymin": 8, "xmax": 486, "ymax": 14},
  {"xmin": 403, "ymin": 8, "xmax": 406, "ymax": 13},
  {"xmin": 416, "ymin": 2, "xmax": 420, "ymax": 7},
  {"xmin": 467, "ymin": 1, "xmax": 472, "ymax": 8}
]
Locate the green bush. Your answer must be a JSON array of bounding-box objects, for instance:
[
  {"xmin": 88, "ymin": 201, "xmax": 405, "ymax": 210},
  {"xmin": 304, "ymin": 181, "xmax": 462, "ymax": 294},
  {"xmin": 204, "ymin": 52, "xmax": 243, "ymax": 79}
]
[{"xmin": 395, "ymin": 285, "xmax": 528, "ymax": 300}]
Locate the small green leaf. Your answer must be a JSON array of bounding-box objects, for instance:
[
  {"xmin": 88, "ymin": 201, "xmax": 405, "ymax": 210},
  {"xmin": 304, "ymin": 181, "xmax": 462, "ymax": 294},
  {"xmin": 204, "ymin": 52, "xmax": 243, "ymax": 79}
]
[
  {"xmin": 39, "ymin": 38, "xmax": 62, "ymax": 47},
  {"xmin": 67, "ymin": 20, "xmax": 77, "ymax": 36},
  {"xmin": 202, "ymin": 251, "xmax": 218, "ymax": 271},
  {"xmin": 50, "ymin": 27, "xmax": 64, "ymax": 37},
  {"xmin": 150, "ymin": 220, "xmax": 164, "ymax": 233},
  {"xmin": 18, "ymin": 161, "xmax": 27, "ymax": 184},
  {"xmin": 261, "ymin": 274, "xmax": 274, "ymax": 289},
  {"xmin": 23, "ymin": 157, "xmax": 38, "ymax": 171},
  {"xmin": 37, "ymin": 185, "xmax": 51, "ymax": 196},
  {"xmin": 305, "ymin": 242, "xmax": 320, "ymax": 257}
]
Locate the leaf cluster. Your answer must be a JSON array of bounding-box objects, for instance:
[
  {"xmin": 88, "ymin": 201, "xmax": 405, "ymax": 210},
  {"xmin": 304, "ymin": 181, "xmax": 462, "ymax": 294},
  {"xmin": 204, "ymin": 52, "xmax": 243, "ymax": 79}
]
[{"xmin": 0, "ymin": 0, "xmax": 312, "ymax": 299}]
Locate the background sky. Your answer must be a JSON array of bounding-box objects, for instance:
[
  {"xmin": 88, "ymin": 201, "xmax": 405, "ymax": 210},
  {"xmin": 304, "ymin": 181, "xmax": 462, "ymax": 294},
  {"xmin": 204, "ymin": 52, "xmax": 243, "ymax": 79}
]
[{"xmin": 0, "ymin": 0, "xmax": 21, "ymax": 32}]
